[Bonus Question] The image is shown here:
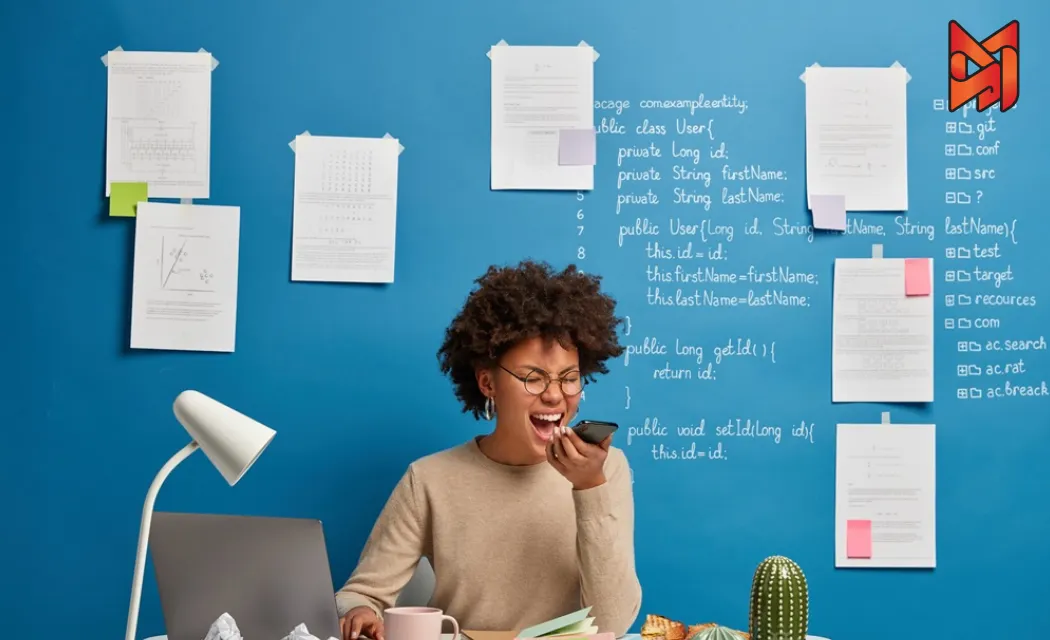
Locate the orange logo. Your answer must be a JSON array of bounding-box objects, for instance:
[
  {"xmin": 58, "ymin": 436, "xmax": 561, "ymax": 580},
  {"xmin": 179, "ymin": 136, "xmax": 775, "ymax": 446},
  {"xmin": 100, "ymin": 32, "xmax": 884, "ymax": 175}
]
[{"xmin": 948, "ymin": 20, "xmax": 1019, "ymax": 112}]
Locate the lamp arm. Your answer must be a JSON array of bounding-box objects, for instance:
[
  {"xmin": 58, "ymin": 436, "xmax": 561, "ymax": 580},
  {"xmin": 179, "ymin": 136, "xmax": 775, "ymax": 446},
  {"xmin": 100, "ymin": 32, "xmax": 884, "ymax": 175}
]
[{"xmin": 125, "ymin": 441, "xmax": 200, "ymax": 640}]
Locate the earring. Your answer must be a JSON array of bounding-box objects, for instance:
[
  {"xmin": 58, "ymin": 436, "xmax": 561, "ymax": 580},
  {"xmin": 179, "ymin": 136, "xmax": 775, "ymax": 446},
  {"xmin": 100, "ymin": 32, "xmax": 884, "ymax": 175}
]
[{"xmin": 483, "ymin": 397, "xmax": 495, "ymax": 420}]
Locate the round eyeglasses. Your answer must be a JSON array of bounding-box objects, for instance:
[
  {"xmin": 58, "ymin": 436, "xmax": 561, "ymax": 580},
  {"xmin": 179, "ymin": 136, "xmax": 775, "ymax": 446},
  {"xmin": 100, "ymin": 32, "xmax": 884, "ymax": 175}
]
[{"xmin": 499, "ymin": 365, "xmax": 584, "ymax": 396}]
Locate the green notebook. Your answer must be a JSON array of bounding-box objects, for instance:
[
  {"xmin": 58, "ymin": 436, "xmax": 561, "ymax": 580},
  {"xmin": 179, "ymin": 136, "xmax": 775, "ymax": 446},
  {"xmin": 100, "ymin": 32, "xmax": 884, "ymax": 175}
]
[{"xmin": 517, "ymin": 607, "xmax": 597, "ymax": 638}]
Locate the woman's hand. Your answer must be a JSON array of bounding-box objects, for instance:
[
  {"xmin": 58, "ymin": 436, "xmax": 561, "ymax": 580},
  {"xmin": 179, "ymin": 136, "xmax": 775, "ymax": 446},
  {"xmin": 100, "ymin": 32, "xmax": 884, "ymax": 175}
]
[
  {"xmin": 546, "ymin": 426, "xmax": 610, "ymax": 490},
  {"xmin": 341, "ymin": 606, "xmax": 384, "ymax": 640}
]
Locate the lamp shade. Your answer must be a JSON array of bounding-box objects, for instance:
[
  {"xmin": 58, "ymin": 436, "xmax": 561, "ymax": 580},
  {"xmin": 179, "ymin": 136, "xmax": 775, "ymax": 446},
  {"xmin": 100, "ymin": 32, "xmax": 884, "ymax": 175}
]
[{"xmin": 172, "ymin": 390, "xmax": 276, "ymax": 485}]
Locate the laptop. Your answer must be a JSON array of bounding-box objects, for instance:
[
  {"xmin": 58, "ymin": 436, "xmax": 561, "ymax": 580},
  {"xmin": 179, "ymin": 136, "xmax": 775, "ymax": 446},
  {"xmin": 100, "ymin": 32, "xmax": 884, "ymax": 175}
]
[{"xmin": 150, "ymin": 511, "xmax": 343, "ymax": 640}]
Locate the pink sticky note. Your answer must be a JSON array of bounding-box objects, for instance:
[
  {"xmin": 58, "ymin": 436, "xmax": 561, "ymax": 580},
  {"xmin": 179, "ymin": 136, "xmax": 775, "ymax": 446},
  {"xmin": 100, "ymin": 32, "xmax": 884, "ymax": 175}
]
[
  {"xmin": 905, "ymin": 258, "xmax": 931, "ymax": 296},
  {"xmin": 847, "ymin": 519, "xmax": 872, "ymax": 558},
  {"xmin": 810, "ymin": 194, "xmax": 846, "ymax": 231}
]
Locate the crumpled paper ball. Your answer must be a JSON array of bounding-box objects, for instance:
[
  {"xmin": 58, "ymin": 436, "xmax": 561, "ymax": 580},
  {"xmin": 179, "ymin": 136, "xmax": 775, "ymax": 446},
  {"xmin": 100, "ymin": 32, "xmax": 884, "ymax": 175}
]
[
  {"xmin": 202, "ymin": 614, "xmax": 338, "ymax": 640},
  {"xmin": 204, "ymin": 613, "xmax": 242, "ymax": 640},
  {"xmin": 279, "ymin": 623, "xmax": 339, "ymax": 640}
]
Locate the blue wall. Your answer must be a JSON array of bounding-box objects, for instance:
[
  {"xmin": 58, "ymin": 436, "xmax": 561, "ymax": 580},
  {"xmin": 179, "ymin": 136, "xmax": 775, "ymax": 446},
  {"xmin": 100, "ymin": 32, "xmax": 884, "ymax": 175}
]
[{"xmin": 4, "ymin": 1, "xmax": 1049, "ymax": 638}]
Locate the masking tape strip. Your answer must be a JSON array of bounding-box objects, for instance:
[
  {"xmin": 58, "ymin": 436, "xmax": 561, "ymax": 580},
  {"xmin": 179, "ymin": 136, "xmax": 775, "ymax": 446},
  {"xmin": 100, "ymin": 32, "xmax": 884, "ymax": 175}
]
[
  {"xmin": 800, "ymin": 61, "xmax": 910, "ymax": 83},
  {"xmin": 103, "ymin": 46, "xmax": 218, "ymax": 70},
  {"xmin": 881, "ymin": 411, "xmax": 890, "ymax": 424},
  {"xmin": 382, "ymin": 133, "xmax": 405, "ymax": 155},
  {"xmin": 798, "ymin": 61, "xmax": 820, "ymax": 83},
  {"xmin": 101, "ymin": 45, "xmax": 124, "ymax": 66},
  {"xmin": 289, "ymin": 130, "xmax": 311, "ymax": 152},
  {"xmin": 487, "ymin": 39, "xmax": 599, "ymax": 61},
  {"xmin": 890, "ymin": 60, "xmax": 911, "ymax": 83},
  {"xmin": 198, "ymin": 48, "xmax": 220, "ymax": 70},
  {"xmin": 578, "ymin": 40, "xmax": 600, "ymax": 61},
  {"xmin": 871, "ymin": 244, "xmax": 883, "ymax": 259},
  {"xmin": 486, "ymin": 39, "xmax": 510, "ymax": 58}
]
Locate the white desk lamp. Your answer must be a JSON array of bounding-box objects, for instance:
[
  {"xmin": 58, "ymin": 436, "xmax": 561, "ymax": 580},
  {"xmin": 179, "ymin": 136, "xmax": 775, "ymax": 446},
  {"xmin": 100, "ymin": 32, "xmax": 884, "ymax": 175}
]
[{"xmin": 124, "ymin": 390, "xmax": 277, "ymax": 640}]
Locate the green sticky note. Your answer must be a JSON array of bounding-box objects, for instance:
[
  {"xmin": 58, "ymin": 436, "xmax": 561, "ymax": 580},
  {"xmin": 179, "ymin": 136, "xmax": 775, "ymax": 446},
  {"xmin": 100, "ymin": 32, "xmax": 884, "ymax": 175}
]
[{"xmin": 110, "ymin": 182, "xmax": 149, "ymax": 217}]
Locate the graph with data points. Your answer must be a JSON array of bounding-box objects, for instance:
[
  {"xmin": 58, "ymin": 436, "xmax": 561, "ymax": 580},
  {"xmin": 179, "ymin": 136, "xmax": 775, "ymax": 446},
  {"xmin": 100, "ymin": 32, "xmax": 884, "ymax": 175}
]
[{"xmin": 159, "ymin": 234, "xmax": 216, "ymax": 293}]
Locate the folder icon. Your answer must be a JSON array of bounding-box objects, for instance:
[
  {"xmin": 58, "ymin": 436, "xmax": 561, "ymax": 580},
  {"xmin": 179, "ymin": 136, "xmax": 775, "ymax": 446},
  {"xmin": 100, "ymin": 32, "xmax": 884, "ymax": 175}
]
[
  {"xmin": 958, "ymin": 294, "xmax": 972, "ymax": 305},
  {"xmin": 959, "ymin": 122, "xmax": 973, "ymax": 133},
  {"xmin": 957, "ymin": 144, "xmax": 973, "ymax": 156},
  {"xmin": 958, "ymin": 318, "xmax": 972, "ymax": 328},
  {"xmin": 966, "ymin": 364, "xmax": 981, "ymax": 376},
  {"xmin": 968, "ymin": 341, "xmax": 982, "ymax": 351},
  {"xmin": 957, "ymin": 270, "xmax": 972, "ymax": 282},
  {"xmin": 969, "ymin": 387, "xmax": 983, "ymax": 399},
  {"xmin": 957, "ymin": 192, "xmax": 972, "ymax": 204},
  {"xmin": 957, "ymin": 247, "xmax": 971, "ymax": 258},
  {"xmin": 957, "ymin": 167, "xmax": 972, "ymax": 179}
]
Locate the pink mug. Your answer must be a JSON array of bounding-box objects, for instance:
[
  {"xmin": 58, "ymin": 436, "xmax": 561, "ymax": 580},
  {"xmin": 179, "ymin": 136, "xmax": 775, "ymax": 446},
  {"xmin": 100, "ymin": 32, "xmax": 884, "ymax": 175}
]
[{"xmin": 384, "ymin": 606, "xmax": 460, "ymax": 640}]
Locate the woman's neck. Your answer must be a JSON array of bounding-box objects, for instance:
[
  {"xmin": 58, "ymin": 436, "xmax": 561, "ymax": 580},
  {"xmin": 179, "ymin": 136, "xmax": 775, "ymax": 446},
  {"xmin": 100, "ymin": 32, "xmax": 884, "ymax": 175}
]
[{"xmin": 477, "ymin": 428, "xmax": 545, "ymax": 466}]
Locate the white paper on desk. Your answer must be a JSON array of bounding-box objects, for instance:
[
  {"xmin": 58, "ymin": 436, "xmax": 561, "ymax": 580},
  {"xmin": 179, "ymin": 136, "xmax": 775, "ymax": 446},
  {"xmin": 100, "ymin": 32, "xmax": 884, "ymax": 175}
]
[
  {"xmin": 805, "ymin": 66, "xmax": 908, "ymax": 211},
  {"xmin": 835, "ymin": 423, "xmax": 936, "ymax": 568},
  {"xmin": 832, "ymin": 258, "xmax": 933, "ymax": 402},
  {"xmin": 130, "ymin": 201, "xmax": 240, "ymax": 352},
  {"xmin": 291, "ymin": 134, "xmax": 399, "ymax": 283},
  {"xmin": 490, "ymin": 45, "xmax": 594, "ymax": 190},
  {"xmin": 105, "ymin": 50, "xmax": 213, "ymax": 199}
]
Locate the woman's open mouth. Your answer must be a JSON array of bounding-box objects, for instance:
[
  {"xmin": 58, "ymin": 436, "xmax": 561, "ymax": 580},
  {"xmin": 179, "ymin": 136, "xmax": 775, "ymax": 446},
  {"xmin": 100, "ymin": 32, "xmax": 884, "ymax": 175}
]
[{"xmin": 529, "ymin": 413, "xmax": 563, "ymax": 441}]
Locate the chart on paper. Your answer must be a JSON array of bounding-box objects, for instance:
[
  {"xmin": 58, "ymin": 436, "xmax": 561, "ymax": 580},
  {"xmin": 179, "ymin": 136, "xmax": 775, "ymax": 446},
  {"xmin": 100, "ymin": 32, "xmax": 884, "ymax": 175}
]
[
  {"xmin": 130, "ymin": 202, "xmax": 240, "ymax": 352},
  {"xmin": 105, "ymin": 50, "xmax": 212, "ymax": 199},
  {"xmin": 117, "ymin": 120, "xmax": 199, "ymax": 175},
  {"xmin": 158, "ymin": 234, "xmax": 217, "ymax": 293},
  {"xmin": 291, "ymin": 134, "xmax": 400, "ymax": 283}
]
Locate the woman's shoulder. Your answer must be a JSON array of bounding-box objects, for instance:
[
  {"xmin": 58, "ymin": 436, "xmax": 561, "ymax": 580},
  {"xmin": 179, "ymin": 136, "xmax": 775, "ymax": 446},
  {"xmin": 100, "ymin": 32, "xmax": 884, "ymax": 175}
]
[{"xmin": 404, "ymin": 439, "xmax": 479, "ymax": 479}]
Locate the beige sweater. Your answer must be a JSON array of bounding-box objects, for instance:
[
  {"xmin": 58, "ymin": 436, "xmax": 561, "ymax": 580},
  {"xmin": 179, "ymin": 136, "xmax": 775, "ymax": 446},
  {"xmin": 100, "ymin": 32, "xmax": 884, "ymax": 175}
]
[{"xmin": 335, "ymin": 437, "xmax": 642, "ymax": 636}]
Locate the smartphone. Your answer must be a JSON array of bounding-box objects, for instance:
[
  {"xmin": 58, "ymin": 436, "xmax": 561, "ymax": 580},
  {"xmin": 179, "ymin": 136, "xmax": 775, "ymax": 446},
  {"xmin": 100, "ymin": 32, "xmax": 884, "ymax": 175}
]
[{"xmin": 572, "ymin": 419, "xmax": 619, "ymax": 445}]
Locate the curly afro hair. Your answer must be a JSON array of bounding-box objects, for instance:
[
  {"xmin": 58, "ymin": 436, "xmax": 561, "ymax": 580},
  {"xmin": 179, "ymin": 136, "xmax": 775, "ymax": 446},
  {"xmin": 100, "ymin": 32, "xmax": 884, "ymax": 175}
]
[{"xmin": 437, "ymin": 259, "xmax": 625, "ymax": 419}]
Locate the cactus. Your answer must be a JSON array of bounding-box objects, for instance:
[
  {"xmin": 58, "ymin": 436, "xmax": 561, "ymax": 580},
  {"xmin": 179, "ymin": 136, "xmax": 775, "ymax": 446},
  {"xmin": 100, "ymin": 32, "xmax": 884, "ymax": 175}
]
[
  {"xmin": 748, "ymin": 555, "xmax": 808, "ymax": 640},
  {"xmin": 689, "ymin": 625, "xmax": 746, "ymax": 640}
]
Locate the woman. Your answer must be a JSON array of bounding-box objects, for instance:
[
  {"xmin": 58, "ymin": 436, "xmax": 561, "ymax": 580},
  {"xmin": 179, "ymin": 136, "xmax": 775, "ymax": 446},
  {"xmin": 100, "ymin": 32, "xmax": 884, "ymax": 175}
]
[{"xmin": 336, "ymin": 260, "xmax": 642, "ymax": 640}]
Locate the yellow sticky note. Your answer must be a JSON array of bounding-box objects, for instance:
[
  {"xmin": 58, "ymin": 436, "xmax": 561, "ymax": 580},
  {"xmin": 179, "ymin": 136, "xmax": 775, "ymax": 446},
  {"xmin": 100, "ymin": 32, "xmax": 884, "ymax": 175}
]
[{"xmin": 110, "ymin": 182, "xmax": 149, "ymax": 217}]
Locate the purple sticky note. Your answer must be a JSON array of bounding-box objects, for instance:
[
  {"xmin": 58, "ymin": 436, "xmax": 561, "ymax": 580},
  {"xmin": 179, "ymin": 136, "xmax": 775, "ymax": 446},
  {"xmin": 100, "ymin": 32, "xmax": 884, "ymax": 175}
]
[
  {"xmin": 905, "ymin": 258, "xmax": 931, "ymax": 296},
  {"xmin": 810, "ymin": 194, "xmax": 846, "ymax": 230},
  {"xmin": 558, "ymin": 128, "xmax": 596, "ymax": 166},
  {"xmin": 846, "ymin": 519, "xmax": 872, "ymax": 558}
]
